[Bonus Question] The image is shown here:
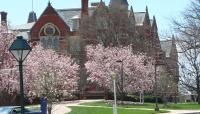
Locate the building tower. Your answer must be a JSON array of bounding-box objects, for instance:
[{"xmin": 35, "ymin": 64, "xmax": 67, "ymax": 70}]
[
  {"xmin": 27, "ymin": 11, "xmax": 37, "ymax": 23},
  {"xmin": 0, "ymin": 11, "xmax": 7, "ymax": 26},
  {"xmin": 109, "ymin": 0, "xmax": 129, "ymax": 10},
  {"xmin": 27, "ymin": 0, "xmax": 37, "ymax": 23}
]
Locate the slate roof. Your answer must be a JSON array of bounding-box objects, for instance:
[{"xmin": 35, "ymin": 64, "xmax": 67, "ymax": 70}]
[
  {"xmin": 17, "ymin": 32, "xmax": 30, "ymax": 40},
  {"xmin": 14, "ymin": 7, "xmax": 147, "ymax": 32},
  {"xmin": 160, "ymin": 40, "xmax": 172, "ymax": 58},
  {"xmin": 13, "ymin": 22, "xmax": 35, "ymax": 31},
  {"xmin": 56, "ymin": 7, "xmax": 95, "ymax": 31},
  {"xmin": 57, "ymin": 7, "xmax": 146, "ymax": 30}
]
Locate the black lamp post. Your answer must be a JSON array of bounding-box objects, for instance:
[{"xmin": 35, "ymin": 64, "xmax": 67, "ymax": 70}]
[
  {"xmin": 9, "ymin": 36, "xmax": 32, "ymax": 114},
  {"xmin": 154, "ymin": 62, "xmax": 159, "ymax": 111},
  {"xmin": 154, "ymin": 51, "xmax": 164, "ymax": 111},
  {"xmin": 116, "ymin": 60, "xmax": 123, "ymax": 82},
  {"xmin": 116, "ymin": 60, "xmax": 124, "ymax": 101}
]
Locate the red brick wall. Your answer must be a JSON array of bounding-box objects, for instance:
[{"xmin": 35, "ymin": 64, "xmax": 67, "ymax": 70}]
[{"xmin": 30, "ymin": 4, "xmax": 70, "ymax": 50}]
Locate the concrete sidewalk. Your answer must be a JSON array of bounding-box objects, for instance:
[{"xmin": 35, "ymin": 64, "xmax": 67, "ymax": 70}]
[
  {"xmin": 163, "ymin": 110, "xmax": 200, "ymax": 114},
  {"xmin": 52, "ymin": 100, "xmax": 102, "ymax": 114}
]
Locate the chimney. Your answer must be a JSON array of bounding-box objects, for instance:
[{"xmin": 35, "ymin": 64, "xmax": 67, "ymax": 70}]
[
  {"xmin": 81, "ymin": 0, "xmax": 88, "ymax": 17},
  {"xmin": 1, "ymin": 11, "xmax": 7, "ymax": 25}
]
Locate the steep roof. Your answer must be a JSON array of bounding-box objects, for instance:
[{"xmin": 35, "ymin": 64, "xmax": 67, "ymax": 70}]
[
  {"xmin": 56, "ymin": 7, "xmax": 95, "ymax": 31},
  {"xmin": 160, "ymin": 40, "xmax": 172, "ymax": 58}
]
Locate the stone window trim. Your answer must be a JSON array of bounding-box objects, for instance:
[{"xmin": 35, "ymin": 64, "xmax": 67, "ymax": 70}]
[{"xmin": 39, "ymin": 23, "xmax": 61, "ymax": 37}]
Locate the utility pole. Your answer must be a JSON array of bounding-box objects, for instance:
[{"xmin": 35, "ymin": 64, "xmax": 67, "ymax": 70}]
[{"xmin": 111, "ymin": 72, "xmax": 117, "ymax": 114}]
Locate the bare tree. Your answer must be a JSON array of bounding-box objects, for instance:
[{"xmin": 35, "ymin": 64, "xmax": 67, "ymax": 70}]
[{"xmin": 172, "ymin": 0, "xmax": 200, "ymax": 104}]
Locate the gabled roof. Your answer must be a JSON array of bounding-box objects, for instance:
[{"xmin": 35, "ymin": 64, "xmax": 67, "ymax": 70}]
[
  {"xmin": 56, "ymin": 7, "xmax": 95, "ymax": 31},
  {"xmin": 161, "ymin": 40, "xmax": 172, "ymax": 58}
]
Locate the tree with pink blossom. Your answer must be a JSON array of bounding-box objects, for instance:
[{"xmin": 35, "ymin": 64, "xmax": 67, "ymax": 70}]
[
  {"xmin": 85, "ymin": 44, "xmax": 155, "ymax": 101},
  {"xmin": 0, "ymin": 25, "xmax": 19, "ymax": 105},
  {"xmin": 24, "ymin": 45, "xmax": 79, "ymax": 114}
]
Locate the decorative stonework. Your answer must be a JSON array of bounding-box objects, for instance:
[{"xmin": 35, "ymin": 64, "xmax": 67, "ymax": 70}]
[
  {"xmin": 40, "ymin": 23, "xmax": 60, "ymax": 37},
  {"xmin": 44, "ymin": 23, "xmax": 55, "ymax": 36}
]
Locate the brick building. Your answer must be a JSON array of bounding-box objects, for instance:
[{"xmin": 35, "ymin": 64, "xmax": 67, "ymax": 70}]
[{"xmin": 8, "ymin": 0, "xmax": 179, "ymax": 99}]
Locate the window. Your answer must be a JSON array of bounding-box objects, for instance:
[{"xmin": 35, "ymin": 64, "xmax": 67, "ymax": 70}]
[
  {"xmin": 72, "ymin": 19, "xmax": 79, "ymax": 31},
  {"xmin": 40, "ymin": 36, "xmax": 59, "ymax": 49},
  {"xmin": 44, "ymin": 24, "xmax": 55, "ymax": 36},
  {"xmin": 71, "ymin": 15, "xmax": 80, "ymax": 31},
  {"xmin": 39, "ymin": 23, "xmax": 60, "ymax": 50}
]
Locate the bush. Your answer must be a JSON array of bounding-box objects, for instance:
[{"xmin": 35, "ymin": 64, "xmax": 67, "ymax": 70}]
[{"xmin": 105, "ymin": 91, "xmax": 163, "ymax": 103}]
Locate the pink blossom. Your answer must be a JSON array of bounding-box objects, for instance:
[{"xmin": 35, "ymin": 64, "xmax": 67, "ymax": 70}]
[
  {"xmin": 85, "ymin": 44, "xmax": 155, "ymax": 93},
  {"xmin": 24, "ymin": 45, "xmax": 79, "ymax": 99}
]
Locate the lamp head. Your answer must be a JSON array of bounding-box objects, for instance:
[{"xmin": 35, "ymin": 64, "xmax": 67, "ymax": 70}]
[{"xmin": 9, "ymin": 36, "xmax": 32, "ymax": 62}]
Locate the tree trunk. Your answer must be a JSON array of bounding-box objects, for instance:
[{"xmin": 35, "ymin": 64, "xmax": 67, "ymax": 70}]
[
  {"xmin": 197, "ymin": 92, "xmax": 200, "ymax": 104},
  {"xmin": 162, "ymin": 96, "xmax": 168, "ymax": 106},
  {"xmin": 118, "ymin": 85, "xmax": 125, "ymax": 104},
  {"xmin": 120, "ymin": 93, "xmax": 125, "ymax": 104}
]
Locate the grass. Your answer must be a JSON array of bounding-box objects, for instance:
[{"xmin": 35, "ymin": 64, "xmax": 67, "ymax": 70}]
[
  {"xmin": 80, "ymin": 101, "xmax": 158, "ymax": 109},
  {"xmin": 80, "ymin": 101, "xmax": 200, "ymax": 110},
  {"xmin": 163, "ymin": 102, "xmax": 200, "ymax": 110},
  {"xmin": 67, "ymin": 106, "xmax": 168, "ymax": 114}
]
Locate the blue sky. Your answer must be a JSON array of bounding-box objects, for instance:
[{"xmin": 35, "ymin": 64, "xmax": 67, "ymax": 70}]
[{"xmin": 0, "ymin": 0, "xmax": 190, "ymax": 34}]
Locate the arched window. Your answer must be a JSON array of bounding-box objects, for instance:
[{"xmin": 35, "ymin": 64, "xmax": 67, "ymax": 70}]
[{"xmin": 39, "ymin": 23, "xmax": 60, "ymax": 50}]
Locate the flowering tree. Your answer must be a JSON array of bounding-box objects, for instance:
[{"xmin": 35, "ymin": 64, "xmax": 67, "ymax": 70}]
[
  {"xmin": 24, "ymin": 45, "xmax": 79, "ymax": 114},
  {"xmin": 0, "ymin": 25, "xmax": 19, "ymax": 105},
  {"xmin": 85, "ymin": 44, "xmax": 154, "ymax": 101}
]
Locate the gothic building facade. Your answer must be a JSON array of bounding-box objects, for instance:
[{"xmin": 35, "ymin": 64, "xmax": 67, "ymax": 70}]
[{"xmin": 7, "ymin": 0, "xmax": 179, "ymax": 98}]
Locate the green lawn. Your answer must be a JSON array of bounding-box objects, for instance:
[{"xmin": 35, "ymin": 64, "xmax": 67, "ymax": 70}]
[
  {"xmin": 80, "ymin": 101, "xmax": 200, "ymax": 110},
  {"xmin": 80, "ymin": 101, "xmax": 158, "ymax": 109},
  {"xmin": 67, "ymin": 106, "xmax": 167, "ymax": 114},
  {"xmin": 163, "ymin": 102, "xmax": 200, "ymax": 110}
]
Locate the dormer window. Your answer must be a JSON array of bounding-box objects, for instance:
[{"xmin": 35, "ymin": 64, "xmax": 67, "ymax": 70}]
[{"xmin": 71, "ymin": 15, "xmax": 80, "ymax": 31}]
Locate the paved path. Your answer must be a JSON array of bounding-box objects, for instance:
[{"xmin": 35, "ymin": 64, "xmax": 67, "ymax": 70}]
[
  {"xmin": 51, "ymin": 100, "xmax": 200, "ymax": 114},
  {"xmin": 52, "ymin": 99, "xmax": 102, "ymax": 114},
  {"xmin": 163, "ymin": 110, "xmax": 200, "ymax": 114}
]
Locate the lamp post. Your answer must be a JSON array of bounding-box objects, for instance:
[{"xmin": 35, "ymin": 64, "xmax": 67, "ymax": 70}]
[
  {"xmin": 154, "ymin": 51, "xmax": 163, "ymax": 111},
  {"xmin": 111, "ymin": 72, "xmax": 117, "ymax": 114},
  {"xmin": 9, "ymin": 36, "xmax": 32, "ymax": 114},
  {"xmin": 116, "ymin": 60, "xmax": 124, "ymax": 101},
  {"xmin": 154, "ymin": 62, "xmax": 159, "ymax": 111}
]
